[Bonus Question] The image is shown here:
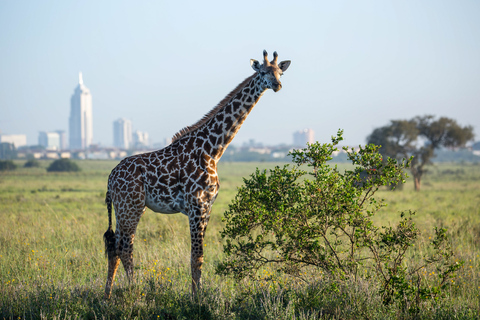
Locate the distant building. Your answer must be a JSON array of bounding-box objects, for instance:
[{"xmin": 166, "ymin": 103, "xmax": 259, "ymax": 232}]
[
  {"xmin": 0, "ymin": 142, "xmax": 17, "ymax": 159},
  {"xmin": 472, "ymin": 141, "xmax": 480, "ymax": 157},
  {"xmin": 113, "ymin": 118, "xmax": 132, "ymax": 149},
  {"xmin": 0, "ymin": 134, "xmax": 27, "ymax": 148},
  {"xmin": 133, "ymin": 130, "xmax": 149, "ymax": 148},
  {"xmin": 243, "ymin": 139, "xmax": 263, "ymax": 148},
  {"xmin": 39, "ymin": 131, "xmax": 60, "ymax": 150},
  {"xmin": 57, "ymin": 130, "xmax": 67, "ymax": 150},
  {"xmin": 38, "ymin": 131, "xmax": 66, "ymax": 150},
  {"xmin": 293, "ymin": 129, "xmax": 315, "ymax": 147},
  {"xmin": 69, "ymin": 72, "xmax": 93, "ymax": 150}
]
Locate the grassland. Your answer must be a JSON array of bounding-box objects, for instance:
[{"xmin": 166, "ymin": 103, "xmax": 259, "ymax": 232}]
[{"xmin": 0, "ymin": 159, "xmax": 479, "ymax": 319}]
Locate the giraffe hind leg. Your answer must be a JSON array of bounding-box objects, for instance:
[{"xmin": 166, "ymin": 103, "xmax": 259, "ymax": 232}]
[
  {"xmin": 103, "ymin": 228, "xmax": 137, "ymax": 298},
  {"xmin": 115, "ymin": 207, "xmax": 144, "ymax": 286},
  {"xmin": 104, "ymin": 227, "xmax": 120, "ymax": 299},
  {"xmin": 103, "ymin": 210, "xmax": 142, "ymax": 297},
  {"xmin": 105, "ymin": 253, "xmax": 120, "ymax": 299},
  {"xmin": 118, "ymin": 233, "xmax": 135, "ymax": 282}
]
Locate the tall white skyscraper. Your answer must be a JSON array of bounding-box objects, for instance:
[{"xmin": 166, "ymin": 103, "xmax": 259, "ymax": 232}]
[
  {"xmin": 113, "ymin": 118, "xmax": 132, "ymax": 149},
  {"xmin": 69, "ymin": 72, "xmax": 93, "ymax": 150}
]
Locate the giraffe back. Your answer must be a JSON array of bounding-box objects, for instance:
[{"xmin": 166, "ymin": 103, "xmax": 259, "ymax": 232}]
[{"xmin": 107, "ymin": 138, "xmax": 219, "ymax": 216}]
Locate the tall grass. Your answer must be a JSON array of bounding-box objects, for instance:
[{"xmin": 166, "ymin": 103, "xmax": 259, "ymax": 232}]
[{"xmin": 1, "ymin": 160, "xmax": 479, "ymax": 319}]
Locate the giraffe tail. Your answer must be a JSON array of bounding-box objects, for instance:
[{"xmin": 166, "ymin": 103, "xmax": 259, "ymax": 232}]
[{"xmin": 103, "ymin": 191, "xmax": 116, "ymax": 258}]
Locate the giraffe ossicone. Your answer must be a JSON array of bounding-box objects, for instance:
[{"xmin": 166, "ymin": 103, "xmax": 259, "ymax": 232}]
[{"xmin": 103, "ymin": 50, "xmax": 291, "ymax": 298}]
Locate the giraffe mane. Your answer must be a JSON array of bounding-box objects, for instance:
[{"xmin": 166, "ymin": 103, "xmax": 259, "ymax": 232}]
[{"xmin": 171, "ymin": 73, "xmax": 257, "ymax": 143}]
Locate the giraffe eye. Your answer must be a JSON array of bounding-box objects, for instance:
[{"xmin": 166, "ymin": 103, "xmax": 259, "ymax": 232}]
[{"xmin": 259, "ymin": 71, "xmax": 266, "ymax": 76}]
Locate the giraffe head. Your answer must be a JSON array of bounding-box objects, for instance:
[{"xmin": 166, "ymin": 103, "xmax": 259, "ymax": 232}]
[{"xmin": 250, "ymin": 50, "xmax": 291, "ymax": 92}]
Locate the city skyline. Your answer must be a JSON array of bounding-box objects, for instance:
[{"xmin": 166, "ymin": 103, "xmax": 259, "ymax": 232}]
[
  {"xmin": 1, "ymin": 1, "xmax": 479, "ymax": 148},
  {"xmin": 3, "ymin": 69, "xmax": 320, "ymax": 150}
]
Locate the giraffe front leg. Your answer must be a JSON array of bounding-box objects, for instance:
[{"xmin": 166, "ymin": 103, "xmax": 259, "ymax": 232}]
[
  {"xmin": 191, "ymin": 245, "xmax": 204, "ymax": 296},
  {"xmin": 189, "ymin": 208, "xmax": 211, "ymax": 296}
]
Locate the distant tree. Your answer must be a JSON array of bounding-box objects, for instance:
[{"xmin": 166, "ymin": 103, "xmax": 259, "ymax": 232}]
[
  {"xmin": 0, "ymin": 160, "xmax": 17, "ymax": 171},
  {"xmin": 24, "ymin": 159, "xmax": 41, "ymax": 168},
  {"xmin": 47, "ymin": 158, "xmax": 81, "ymax": 172},
  {"xmin": 367, "ymin": 115, "xmax": 474, "ymax": 191},
  {"xmin": 0, "ymin": 142, "xmax": 17, "ymax": 160}
]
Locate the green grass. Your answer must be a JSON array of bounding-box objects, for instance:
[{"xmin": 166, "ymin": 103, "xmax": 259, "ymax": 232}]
[{"xmin": 1, "ymin": 160, "xmax": 480, "ymax": 319}]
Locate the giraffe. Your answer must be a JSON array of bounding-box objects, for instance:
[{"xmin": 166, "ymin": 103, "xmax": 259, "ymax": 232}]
[{"xmin": 103, "ymin": 50, "xmax": 291, "ymax": 298}]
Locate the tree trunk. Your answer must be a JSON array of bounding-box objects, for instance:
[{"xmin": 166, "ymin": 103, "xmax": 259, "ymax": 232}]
[{"xmin": 413, "ymin": 175, "xmax": 421, "ymax": 191}]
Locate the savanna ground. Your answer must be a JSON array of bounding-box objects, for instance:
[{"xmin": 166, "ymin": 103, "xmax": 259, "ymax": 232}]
[{"xmin": 0, "ymin": 159, "xmax": 479, "ymax": 319}]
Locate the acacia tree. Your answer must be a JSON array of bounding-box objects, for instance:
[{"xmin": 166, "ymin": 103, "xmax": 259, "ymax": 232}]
[{"xmin": 367, "ymin": 115, "xmax": 474, "ymax": 191}]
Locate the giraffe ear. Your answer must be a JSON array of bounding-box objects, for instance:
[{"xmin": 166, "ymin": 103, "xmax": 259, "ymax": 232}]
[
  {"xmin": 250, "ymin": 59, "xmax": 261, "ymax": 72},
  {"xmin": 278, "ymin": 60, "xmax": 291, "ymax": 72}
]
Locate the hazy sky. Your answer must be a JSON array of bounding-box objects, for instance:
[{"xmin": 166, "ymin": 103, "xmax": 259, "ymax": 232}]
[{"xmin": 1, "ymin": 0, "xmax": 479, "ymax": 147}]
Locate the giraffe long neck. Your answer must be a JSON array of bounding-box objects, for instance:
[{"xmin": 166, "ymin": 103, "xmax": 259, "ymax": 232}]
[{"xmin": 202, "ymin": 73, "xmax": 265, "ymax": 161}]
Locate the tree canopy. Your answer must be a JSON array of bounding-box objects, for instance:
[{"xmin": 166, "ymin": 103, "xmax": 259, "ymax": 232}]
[{"xmin": 367, "ymin": 115, "xmax": 474, "ymax": 191}]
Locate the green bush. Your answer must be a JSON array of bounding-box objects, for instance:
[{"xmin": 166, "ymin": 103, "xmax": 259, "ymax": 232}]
[
  {"xmin": 217, "ymin": 130, "xmax": 462, "ymax": 313},
  {"xmin": 47, "ymin": 158, "xmax": 81, "ymax": 172},
  {"xmin": 0, "ymin": 160, "xmax": 17, "ymax": 171},
  {"xmin": 24, "ymin": 159, "xmax": 41, "ymax": 168}
]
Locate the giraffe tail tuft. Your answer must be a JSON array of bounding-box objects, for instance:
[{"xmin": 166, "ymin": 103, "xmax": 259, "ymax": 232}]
[
  {"xmin": 104, "ymin": 227, "xmax": 116, "ymax": 259},
  {"xmin": 103, "ymin": 191, "xmax": 116, "ymax": 258}
]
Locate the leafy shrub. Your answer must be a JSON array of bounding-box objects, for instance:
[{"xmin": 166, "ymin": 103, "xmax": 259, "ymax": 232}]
[
  {"xmin": 24, "ymin": 159, "xmax": 41, "ymax": 168},
  {"xmin": 47, "ymin": 158, "xmax": 81, "ymax": 172},
  {"xmin": 217, "ymin": 130, "xmax": 462, "ymax": 313},
  {"xmin": 0, "ymin": 160, "xmax": 17, "ymax": 171}
]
